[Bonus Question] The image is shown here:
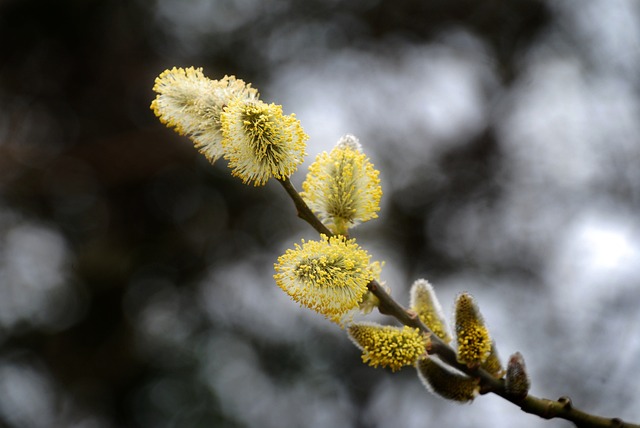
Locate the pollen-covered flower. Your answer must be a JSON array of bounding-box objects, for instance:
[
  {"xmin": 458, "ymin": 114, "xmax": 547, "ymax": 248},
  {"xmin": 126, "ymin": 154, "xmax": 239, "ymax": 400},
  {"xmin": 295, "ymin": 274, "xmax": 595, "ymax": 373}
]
[
  {"xmin": 348, "ymin": 322, "xmax": 427, "ymax": 372},
  {"xmin": 302, "ymin": 134, "xmax": 382, "ymax": 234},
  {"xmin": 150, "ymin": 67, "xmax": 258, "ymax": 162},
  {"xmin": 221, "ymin": 98, "xmax": 307, "ymax": 186},
  {"xmin": 410, "ymin": 279, "xmax": 452, "ymax": 344},
  {"xmin": 454, "ymin": 293, "xmax": 492, "ymax": 368},
  {"xmin": 273, "ymin": 235, "xmax": 372, "ymax": 320},
  {"xmin": 416, "ymin": 356, "xmax": 479, "ymax": 403}
]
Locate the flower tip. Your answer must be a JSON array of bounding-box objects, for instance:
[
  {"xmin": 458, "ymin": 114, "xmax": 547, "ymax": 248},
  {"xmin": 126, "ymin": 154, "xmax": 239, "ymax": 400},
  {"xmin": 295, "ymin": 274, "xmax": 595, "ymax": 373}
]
[{"xmin": 336, "ymin": 134, "xmax": 363, "ymax": 152}]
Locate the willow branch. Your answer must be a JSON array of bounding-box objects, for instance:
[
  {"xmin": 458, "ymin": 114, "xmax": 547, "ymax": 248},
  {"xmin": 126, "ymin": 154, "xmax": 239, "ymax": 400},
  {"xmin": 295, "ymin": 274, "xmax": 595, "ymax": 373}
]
[
  {"xmin": 366, "ymin": 280, "xmax": 639, "ymax": 428},
  {"xmin": 277, "ymin": 176, "xmax": 640, "ymax": 428}
]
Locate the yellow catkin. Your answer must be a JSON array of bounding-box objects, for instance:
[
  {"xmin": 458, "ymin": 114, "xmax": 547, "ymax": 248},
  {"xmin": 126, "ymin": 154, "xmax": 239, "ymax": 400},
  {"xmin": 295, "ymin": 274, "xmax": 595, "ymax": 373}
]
[
  {"xmin": 150, "ymin": 67, "xmax": 258, "ymax": 163},
  {"xmin": 409, "ymin": 279, "xmax": 452, "ymax": 344},
  {"xmin": 454, "ymin": 293, "xmax": 492, "ymax": 367},
  {"xmin": 348, "ymin": 322, "xmax": 427, "ymax": 372},
  {"xmin": 302, "ymin": 134, "xmax": 381, "ymax": 235},
  {"xmin": 221, "ymin": 98, "xmax": 307, "ymax": 186},
  {"xmin": 274, "ymin": 235, "xmax": 372, "ymax": 321}
]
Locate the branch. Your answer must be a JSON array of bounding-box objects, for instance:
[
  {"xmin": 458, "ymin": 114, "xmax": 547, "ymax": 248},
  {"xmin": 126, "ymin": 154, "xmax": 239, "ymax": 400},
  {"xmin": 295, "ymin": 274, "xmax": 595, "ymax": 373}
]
[
  {"xmin": 512, "ymin": 395, "xmax": 634, "ymax": 428},
  {"xmin": 277, "ymin": 176, "xmax": 640, "ymax": 428},
  {"xmin": 367, "ymin": 281, "xmax": 639, "ymax": 428}
]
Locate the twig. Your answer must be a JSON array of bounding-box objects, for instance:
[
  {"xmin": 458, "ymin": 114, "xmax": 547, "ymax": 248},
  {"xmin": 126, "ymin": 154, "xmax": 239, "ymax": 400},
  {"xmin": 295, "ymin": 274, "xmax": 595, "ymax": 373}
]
[
  {"xmin": 277, "ymin": 176, "xmax": 640, "ymax": 428},
  {"xmin": 367, "ymin": 281, "xmax": 639, "ymax": 428},
  {"xmin": 278, "ymin": 177, "xmax": 333, "ymax": 236}
]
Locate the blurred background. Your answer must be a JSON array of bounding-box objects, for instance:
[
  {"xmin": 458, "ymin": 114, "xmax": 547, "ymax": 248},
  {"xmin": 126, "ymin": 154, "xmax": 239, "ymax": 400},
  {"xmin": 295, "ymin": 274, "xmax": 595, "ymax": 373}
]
[{"xmin": 1, "ymin": 0, "xmax": 640, "ymax": 427}]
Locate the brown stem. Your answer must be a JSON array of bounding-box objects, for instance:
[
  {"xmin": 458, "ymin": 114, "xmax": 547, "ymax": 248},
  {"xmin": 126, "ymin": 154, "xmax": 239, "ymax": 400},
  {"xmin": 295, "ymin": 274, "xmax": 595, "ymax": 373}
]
[
  {"xmin": 277, "ymin": 177, "xmax": 333, "ymax": 237},
  {"xmin": 506, "ymin": 395, "xmax": 636, "ymax": 428}
]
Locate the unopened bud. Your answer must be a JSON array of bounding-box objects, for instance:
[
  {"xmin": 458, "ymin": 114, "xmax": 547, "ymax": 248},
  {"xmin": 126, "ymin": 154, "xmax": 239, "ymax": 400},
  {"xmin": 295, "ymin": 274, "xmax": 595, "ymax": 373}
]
[
  {"xmin": 410, "ymin": 279, "xmax": 452, "ymax": 344},
  {"xmin": 416, "ymin": 356, "xmax": 479, "ymax": 403},
  {"xmin": 505, "ymin": 352, "xmax": 530, "ymax": 398}
]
